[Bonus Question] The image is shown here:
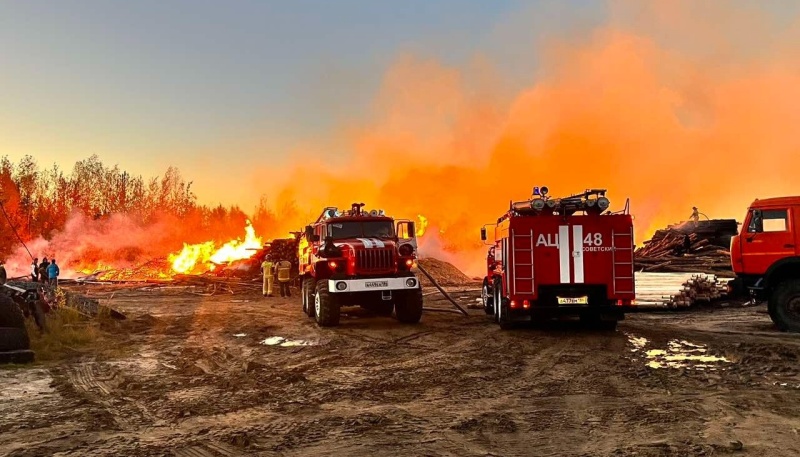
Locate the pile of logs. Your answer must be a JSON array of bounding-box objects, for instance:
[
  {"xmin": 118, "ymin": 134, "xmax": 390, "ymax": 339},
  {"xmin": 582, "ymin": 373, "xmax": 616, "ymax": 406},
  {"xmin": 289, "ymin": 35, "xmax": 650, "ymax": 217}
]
[
  {"xmin": 635, "ymin": 220, "xmax": 738, "ymax": 276},
  {"xmin": 664, "ymin": 274, "xmax": 729, "ymax": 308}
]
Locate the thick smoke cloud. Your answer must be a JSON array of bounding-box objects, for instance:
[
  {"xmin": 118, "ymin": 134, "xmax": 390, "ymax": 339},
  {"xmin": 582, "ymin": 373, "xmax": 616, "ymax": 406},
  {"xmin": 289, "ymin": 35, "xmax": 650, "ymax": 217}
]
[{"xmin": 254, "ymin": 1, "xmax": 800, "ymax": 276}]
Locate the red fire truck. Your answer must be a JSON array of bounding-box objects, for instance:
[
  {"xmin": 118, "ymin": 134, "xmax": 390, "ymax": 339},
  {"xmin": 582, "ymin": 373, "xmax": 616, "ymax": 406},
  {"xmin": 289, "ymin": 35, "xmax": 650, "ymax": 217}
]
[
  {"xmin": 480, "ymin": 187, "xmax": 636, "ymax": 330},
  {"xmin": 298, "ymin": 203, "xmax": 422, "ymax": 327}
]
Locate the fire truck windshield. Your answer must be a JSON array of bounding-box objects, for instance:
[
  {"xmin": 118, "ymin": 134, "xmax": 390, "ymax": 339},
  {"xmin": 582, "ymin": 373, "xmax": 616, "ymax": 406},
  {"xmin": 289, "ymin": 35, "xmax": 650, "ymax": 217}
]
[{"xmin": 328, "ymin": 221, "xmax": 394, "ymax": 240}]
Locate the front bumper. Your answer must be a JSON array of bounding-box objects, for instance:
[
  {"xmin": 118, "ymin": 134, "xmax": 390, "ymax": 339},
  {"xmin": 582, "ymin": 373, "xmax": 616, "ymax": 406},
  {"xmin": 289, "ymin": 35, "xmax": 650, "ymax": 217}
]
[{"xmin": 328, "ymin": 277, "xmax": 420, "ymax": 293}]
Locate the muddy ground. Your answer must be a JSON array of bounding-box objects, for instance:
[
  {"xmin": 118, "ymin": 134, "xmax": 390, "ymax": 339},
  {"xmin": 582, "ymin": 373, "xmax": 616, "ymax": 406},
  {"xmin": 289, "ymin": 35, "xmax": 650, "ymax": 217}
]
[{"xmin": 1, "ymin": 284, "xmax": 799, "ymax": 457}]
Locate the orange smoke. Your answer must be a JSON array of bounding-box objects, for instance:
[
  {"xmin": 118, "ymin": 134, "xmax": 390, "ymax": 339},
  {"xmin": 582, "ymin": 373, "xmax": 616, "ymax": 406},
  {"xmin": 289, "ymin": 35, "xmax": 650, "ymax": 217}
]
[{"xmin": 250, "ymin": 1, "xmax": 800, "ymax": 276}]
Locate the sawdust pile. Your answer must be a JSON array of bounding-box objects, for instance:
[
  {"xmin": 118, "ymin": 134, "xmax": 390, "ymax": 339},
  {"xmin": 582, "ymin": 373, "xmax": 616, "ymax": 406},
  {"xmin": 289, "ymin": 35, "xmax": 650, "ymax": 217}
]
[{"xmin": 415, "ymin": 258, "xmax": 476, "ymax": 287}]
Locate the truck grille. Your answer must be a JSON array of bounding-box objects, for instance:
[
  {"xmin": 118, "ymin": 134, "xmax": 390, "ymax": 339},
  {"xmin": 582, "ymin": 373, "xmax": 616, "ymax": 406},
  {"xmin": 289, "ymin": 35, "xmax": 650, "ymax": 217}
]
[{"xmin": 355, "ymin": 248, "xmax": 395, "ymax": 273}]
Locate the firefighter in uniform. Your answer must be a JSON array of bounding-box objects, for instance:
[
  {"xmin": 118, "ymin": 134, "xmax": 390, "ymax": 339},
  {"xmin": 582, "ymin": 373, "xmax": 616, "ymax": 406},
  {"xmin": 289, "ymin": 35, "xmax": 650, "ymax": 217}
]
[
  {"xmin": 275, "ymin": 259, "xmax": 292, "ymax": 297},
  {"xmin": 261, "ymin": 254, "xmax": 274, "ymax": 297}
]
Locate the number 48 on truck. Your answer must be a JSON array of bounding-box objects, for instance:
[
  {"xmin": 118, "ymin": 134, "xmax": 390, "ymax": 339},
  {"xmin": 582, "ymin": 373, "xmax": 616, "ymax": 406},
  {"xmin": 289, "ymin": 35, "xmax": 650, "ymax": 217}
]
[{"xmin": 480, "ymin": 187, "xmax": 637, "ymax": 330}]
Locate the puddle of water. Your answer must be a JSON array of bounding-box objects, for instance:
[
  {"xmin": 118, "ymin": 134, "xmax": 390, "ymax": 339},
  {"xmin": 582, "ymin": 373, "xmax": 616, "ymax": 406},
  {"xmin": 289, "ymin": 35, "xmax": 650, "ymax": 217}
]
[
  {"xmin": 261, "ymin": 336, "xmax": 315, "ymax": 347},
  {"xmin": 625, "ymin": 333, "xmax": 730, "ymax": 370}
]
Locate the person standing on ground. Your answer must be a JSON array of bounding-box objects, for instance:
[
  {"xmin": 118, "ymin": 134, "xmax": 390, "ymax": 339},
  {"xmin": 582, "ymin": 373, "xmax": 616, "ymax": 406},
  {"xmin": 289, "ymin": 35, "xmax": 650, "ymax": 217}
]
[
  {"xmin": 261, "ymin": 254, "xmax": 274, "ymax": 297},
  {"xmin": 31, "ymin": 258, "xmax": 39, "ymax": 282},
  {"xmin": 276, "ymin": 258, "xmax": 292, "ymax": 298},
  {"xmin": 0, "ymin": 260, "xmax": 7, "ymax": 285},
  {"xmin": 39, "ymin": 257, "xmax": 50, "ymax": 283},
  {"xmin": 47, "ymin": 259, "xmax": 60, "ymax": 287}
]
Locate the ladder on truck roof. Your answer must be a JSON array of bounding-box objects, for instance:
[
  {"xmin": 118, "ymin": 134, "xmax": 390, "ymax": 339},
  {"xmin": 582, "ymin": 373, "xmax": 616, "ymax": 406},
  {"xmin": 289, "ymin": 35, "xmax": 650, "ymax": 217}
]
[
  {"xmin": 511, "ymin": 228, "xmax": 535, "ymax": 295},
  {"xmin": 611, "ymin": 227, "xmax": 634, "ymax": 294}
]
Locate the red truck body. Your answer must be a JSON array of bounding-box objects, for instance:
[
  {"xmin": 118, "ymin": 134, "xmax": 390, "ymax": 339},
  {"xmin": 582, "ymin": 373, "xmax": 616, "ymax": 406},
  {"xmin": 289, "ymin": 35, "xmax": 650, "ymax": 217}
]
[
  {"xmin": 481, "ymin": 188, "xmax": 636, "ymax": 329},
  {"xmin": 298, "ymin": 204, "xmax": 422, "ymax": 327},
  {"xmin": 729, "ymin": 196, "xmax": 800, "ymax": 332}
]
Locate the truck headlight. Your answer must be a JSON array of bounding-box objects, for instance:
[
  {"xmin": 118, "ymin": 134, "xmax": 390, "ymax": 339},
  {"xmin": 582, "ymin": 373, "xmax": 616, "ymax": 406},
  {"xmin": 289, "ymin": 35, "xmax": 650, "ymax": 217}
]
[
  {"xmin": 336, "ymin": 281, "xmax": 347, "ymax": 291},
  {"xmin": 405, "ymin": 278, "xmax": 417, "ymax": 288}
]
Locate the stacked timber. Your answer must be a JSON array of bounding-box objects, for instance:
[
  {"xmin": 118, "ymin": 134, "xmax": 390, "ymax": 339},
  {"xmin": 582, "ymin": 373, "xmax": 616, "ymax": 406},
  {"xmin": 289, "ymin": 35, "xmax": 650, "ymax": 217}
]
[{"xmin": 664, "ymin": 274, "xmax": 729, "ymax": 308}]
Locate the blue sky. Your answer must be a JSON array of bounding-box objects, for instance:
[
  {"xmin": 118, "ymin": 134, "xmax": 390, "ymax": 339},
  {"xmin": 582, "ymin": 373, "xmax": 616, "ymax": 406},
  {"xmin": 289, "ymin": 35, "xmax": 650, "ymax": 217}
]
[
  {"xmin": 2, "ymin": 1, "xmax": 794, "ymax": 207},
  {"xmin": 0, "ymin": 1, "xmax": 609, "ymax": 205}
]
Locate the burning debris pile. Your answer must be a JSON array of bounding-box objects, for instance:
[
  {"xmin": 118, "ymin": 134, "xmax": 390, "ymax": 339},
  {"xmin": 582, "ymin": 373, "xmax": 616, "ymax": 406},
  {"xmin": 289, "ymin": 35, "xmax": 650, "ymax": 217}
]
[{"xmin": 635, "ymin": 220, "xmax": 739, "ymax": 276}]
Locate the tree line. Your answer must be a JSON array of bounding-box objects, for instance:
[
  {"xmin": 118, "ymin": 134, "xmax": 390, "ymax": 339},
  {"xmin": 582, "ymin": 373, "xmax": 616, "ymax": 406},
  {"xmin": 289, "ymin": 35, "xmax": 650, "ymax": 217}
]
[{"xmin": 0, "ymin": 154, "xmax": 283, "ymax": 260}]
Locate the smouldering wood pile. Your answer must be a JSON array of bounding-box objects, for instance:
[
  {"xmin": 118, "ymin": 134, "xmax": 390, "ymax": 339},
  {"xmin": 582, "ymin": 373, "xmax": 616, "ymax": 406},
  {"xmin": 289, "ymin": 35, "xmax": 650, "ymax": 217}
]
[{"xmin": 635, "ymin": 220, "xmax": 738, "ymax": 276}]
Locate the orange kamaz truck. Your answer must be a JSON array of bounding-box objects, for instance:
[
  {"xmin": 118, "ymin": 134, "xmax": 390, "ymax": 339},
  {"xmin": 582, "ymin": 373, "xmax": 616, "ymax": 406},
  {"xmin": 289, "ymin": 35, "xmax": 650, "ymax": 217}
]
[{"xmin": 729, "ymin": 196, "xmax": 800, "ymax": 332}]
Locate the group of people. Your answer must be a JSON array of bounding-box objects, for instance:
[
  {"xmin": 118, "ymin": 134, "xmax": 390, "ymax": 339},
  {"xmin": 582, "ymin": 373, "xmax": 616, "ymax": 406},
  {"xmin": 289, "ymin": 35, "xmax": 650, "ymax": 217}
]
[
  {"xmin": 30, "ymin": 257, "xmax": 60, "ymax": 286},
  {"xmin": 261, "ymin": 254, "xmax": 293, "ymax": 298}
]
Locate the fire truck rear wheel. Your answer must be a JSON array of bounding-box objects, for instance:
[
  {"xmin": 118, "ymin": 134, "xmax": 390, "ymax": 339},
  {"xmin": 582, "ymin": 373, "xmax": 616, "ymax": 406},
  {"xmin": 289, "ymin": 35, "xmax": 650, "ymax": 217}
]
[
  {"xmin": 314, "ymin": 281, "xmax": 340, "ymax": 327},
  {"xmin": 395, "ymin": 288, "xmax": 423, "ymax": 324},
  {"xmin": 493, "ymin": 278, "xmax": 514, "ymax": 329},
  {"xmin": 482, "ymin": 278, "xmax": 494, "ymax": 315},
  {"xmin": 302, "ymin": 277, "xmax": 316, "ymax": 318},
  {"xmin": 769, "ymin": 279, "xmax": 800, "ymax": 333}
]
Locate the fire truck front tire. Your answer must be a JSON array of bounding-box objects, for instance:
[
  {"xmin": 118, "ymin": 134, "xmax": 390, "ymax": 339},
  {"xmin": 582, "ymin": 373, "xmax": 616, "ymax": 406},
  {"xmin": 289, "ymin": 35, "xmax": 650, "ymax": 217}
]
[
  {"xmin": 482, "ymin": 278, "xmax": 494, "ymax": 315},
  {"xmin": 395, "ymin": 289, "xmax": 423, "ymax": 324},
  {"xmin": 302, "ymin": 278, "xmax": 316, "ymax": 318},
  {"xmin": 314, "ymin": 281, "xmax": 340, "ymax": 327},
  {"xmin": 0, "ymin": 295, "xmax": 26, "ymax": 329},
  {"xmin": 769, "ymin": 279, "xmax": 800, "ymax": 333}
]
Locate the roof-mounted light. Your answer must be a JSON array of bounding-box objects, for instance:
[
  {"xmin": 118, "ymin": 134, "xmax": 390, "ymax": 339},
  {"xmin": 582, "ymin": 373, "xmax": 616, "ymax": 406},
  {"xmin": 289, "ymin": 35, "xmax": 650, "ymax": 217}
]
[
  {"xmin": 597, "ymin": 197, "xmax": 610, "ymax": 211},
  {"xmin": 532, "ymin": 198, "xmax": 545, "ymax": 210}
]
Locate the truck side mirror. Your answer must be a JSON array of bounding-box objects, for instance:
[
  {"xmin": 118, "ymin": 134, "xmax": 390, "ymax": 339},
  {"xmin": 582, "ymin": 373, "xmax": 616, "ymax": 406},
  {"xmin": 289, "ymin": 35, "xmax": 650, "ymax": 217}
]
[
  {"xmin": 480, "ymin": 227, "xmax": 487, "ymax": 241},
  {"xmin": 305, "ymin": 225, "xmax": 320, "ymax": 242}
]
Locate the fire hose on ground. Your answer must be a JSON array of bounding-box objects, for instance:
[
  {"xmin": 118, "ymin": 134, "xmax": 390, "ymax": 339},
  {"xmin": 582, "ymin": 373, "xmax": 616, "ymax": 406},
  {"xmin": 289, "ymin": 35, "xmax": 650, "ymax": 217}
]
[{"xmin": 415, "ymin": 263, "xmax": 468, "ymax": 316}]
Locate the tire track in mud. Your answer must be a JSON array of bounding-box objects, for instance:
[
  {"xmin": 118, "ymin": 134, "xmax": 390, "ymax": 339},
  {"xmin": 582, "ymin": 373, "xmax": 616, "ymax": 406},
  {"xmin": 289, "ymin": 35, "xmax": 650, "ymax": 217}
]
[
  {"xmin": 172, "ymin": 441, "xmax": 239, "ymax": 457},
  {"xmin": 63, "ymin": 362, "xmax": 163, "ymax": 431}
]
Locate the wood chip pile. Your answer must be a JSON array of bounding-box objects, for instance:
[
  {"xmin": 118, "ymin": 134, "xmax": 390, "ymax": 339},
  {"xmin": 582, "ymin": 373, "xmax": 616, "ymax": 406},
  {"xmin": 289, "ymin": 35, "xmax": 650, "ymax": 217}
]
[{"xmin": 414, "ymin": 258, "xmax": 475, "ymax": 287}]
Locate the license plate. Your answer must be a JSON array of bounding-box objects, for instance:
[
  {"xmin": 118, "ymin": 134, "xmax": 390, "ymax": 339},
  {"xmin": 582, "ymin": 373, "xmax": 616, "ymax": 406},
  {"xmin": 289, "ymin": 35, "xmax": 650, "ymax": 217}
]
[
  {"xmin": 557, "ymin": 296, "xmax": 588, "ymax": 305},
  {"xmin": 364, "ymin": 280, "xmax": 389, "ymax": 288}
]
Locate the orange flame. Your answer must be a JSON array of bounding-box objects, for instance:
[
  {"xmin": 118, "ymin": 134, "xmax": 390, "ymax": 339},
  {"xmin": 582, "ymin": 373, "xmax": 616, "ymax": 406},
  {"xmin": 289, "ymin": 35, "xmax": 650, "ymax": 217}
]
[
  {"xmin": 168, "ymin": 220, "xmax": 263, "ymax": 274},
  {"xmin": 416, "ymin": 215, "xmax": 428, "ymax": 237}
]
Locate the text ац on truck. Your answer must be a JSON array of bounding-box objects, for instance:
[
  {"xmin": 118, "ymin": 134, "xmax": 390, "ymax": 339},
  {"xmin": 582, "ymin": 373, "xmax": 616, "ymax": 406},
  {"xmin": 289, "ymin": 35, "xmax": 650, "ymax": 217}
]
[{"xmin": 480, "ymin": 186, "xmax": 636, "ymax": 330}]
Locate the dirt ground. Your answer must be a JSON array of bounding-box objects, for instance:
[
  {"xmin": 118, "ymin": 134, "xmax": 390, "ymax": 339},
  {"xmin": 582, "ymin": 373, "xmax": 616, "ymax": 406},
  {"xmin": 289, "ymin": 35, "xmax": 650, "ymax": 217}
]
[{"xmin": 1, "ymin": 284, "xmax": 799, "ymax": 457}]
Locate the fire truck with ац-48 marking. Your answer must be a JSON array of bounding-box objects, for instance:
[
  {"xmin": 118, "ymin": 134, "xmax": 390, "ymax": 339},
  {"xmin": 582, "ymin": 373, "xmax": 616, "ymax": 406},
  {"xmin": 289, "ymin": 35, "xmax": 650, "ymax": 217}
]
[
  {"xmin": 480, "ymin": 187, "xmax": 636, "ymax": 330},
  {"xmin": 298, "ymin": 203, "xmax": 422, "ymax": 327}
]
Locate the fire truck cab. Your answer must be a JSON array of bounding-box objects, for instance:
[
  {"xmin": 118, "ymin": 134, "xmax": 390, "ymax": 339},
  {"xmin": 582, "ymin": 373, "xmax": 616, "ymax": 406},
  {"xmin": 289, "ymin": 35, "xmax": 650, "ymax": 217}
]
[
  {"xmin": 298, "ymin": 203, "xmax": 423, "ymax": 327},
  {"xmin": 481, "ymin": 187, "xmax": 636, "ymax": 330}
]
